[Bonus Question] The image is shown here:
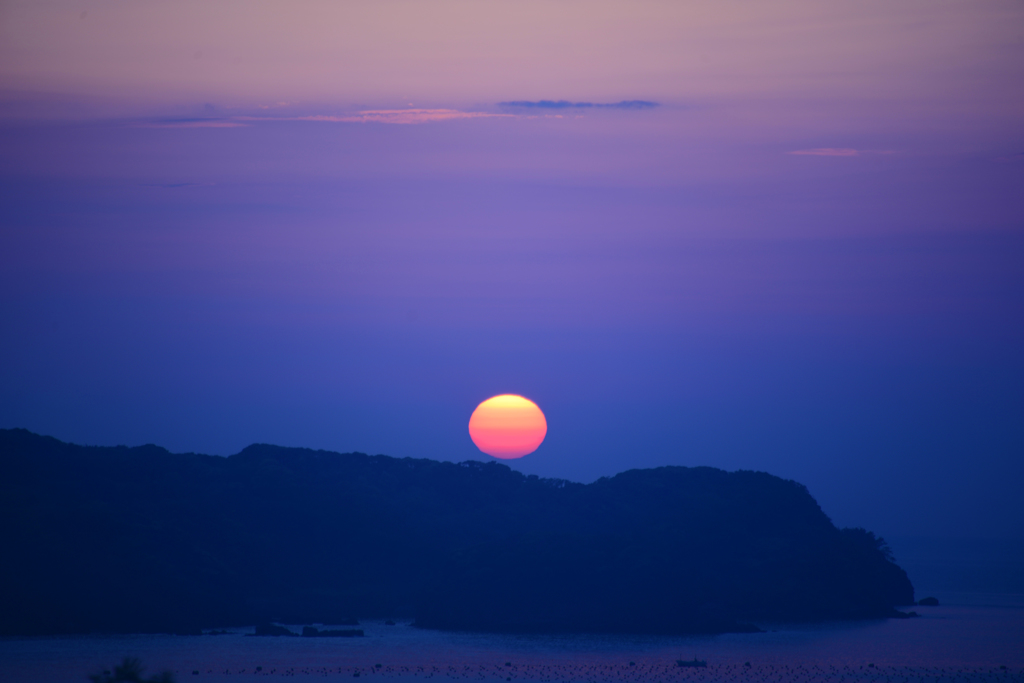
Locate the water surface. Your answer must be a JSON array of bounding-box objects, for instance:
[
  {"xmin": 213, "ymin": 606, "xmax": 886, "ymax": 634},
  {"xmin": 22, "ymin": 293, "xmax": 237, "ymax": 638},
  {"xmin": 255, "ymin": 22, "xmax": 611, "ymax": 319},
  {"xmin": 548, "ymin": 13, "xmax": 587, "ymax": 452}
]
[{"xmin": 3, "ymin": 596, "xmax": 1021, "ymax": 682}]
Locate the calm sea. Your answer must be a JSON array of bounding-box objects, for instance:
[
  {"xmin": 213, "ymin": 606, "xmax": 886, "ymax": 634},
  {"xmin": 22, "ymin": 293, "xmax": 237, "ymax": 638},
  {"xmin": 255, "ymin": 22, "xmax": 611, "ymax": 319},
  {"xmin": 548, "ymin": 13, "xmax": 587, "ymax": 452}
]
[{"xmin": 2, "ymin": 595, "xmax": 1021, "ymax": 683}]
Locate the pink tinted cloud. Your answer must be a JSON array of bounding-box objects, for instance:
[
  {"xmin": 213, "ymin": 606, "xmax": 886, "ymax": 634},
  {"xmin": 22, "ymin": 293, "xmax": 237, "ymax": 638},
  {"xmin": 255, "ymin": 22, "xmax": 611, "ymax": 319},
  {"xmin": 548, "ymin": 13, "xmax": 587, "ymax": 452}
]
[
  {"xmin": 239, "ymin": 109, "xmax": 512, "ymax": 125},
  {"xmin": 130, "ymin": 108, "xmax": 538, "ymax": 130}
]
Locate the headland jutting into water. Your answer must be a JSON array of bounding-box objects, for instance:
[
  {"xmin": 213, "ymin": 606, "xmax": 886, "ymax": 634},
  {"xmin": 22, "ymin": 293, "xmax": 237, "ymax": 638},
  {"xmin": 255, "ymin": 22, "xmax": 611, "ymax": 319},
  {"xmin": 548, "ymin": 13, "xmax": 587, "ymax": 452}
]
[{"xmin": 0, "ymin": 428, "xmax": 914, "ymax": 636}]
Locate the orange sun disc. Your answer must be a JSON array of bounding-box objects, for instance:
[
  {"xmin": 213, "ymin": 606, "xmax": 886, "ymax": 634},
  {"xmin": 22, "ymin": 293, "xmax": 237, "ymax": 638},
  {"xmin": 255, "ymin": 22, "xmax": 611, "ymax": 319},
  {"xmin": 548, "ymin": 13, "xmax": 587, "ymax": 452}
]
[{"xmin": 468, "ymin": 394, "xmax": 547, "ymax": 459}]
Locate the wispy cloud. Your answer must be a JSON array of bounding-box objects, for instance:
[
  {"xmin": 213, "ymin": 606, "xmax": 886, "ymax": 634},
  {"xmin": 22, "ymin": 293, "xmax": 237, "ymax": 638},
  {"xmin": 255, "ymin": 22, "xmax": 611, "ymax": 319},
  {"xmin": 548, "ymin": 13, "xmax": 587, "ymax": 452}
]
[
  {"xmin": 134, "ymin": 119, "xmax": 247, "ymax": 129},
  {"xmin": 788, "ymin": 148, "xmax": 861, "ymax": 157},
  {"xmin": 788, "ymin": 148, "xmax": 897, "ymax": 157},
  {"xmin": 238, "ymin": 109, "xmax": 511, "ymax": 125},
  {"xmin": 499, "ymin": 100, "xmax": 659, "ymax": 110},
  {"xmin": 131, "ymin": 109, "xmax": 510, "ymax": 129}
]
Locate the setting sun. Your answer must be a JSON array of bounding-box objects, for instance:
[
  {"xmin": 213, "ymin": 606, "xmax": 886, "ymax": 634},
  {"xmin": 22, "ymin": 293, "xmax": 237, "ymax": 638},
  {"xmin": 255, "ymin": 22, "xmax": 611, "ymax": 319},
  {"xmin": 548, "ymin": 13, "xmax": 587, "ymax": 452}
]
[{"xmin": 468, "ymin": 394, "xmax": 547, "ymax": 459}]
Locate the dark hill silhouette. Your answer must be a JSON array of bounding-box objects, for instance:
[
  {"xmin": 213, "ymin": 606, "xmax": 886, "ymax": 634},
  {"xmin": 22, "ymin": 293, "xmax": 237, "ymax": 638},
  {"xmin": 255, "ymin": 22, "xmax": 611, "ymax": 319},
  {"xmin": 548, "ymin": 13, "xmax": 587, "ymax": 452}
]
[{"xmin": 0, "ymin": 428, "xmax": 913, "ymax": 636}]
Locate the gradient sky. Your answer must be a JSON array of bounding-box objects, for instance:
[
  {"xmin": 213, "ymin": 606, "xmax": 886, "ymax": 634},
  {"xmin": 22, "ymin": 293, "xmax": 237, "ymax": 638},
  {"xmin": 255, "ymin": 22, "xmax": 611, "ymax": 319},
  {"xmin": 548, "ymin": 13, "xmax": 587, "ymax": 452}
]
[{"xmin": 1, "ymin": 0, "xmax": 1022, "ymax": 543}]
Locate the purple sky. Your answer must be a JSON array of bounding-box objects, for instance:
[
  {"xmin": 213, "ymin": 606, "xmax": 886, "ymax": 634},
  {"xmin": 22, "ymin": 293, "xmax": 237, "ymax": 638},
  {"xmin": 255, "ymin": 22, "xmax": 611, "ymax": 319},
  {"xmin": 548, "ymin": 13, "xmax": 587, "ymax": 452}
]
[{"xmin": 1, "ymin": 0, "xmax": 1022, "ymax": 541}]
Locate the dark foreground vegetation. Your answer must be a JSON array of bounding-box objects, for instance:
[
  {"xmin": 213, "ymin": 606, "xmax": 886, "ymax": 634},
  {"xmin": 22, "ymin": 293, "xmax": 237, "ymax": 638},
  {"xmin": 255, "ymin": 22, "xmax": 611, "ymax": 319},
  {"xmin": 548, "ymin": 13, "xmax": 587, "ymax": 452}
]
[
  {"xmin": 0, "ymin": 428, "xmax": 913, "ymax": 636},
  {"xmin": 89, "ymin": 657, "xmax": 173, "ymax": 683}
]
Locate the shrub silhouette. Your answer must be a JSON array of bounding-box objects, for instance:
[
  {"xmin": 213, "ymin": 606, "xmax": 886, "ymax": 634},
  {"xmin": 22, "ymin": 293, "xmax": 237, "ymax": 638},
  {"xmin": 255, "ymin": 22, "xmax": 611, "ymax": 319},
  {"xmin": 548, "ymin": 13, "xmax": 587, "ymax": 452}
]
[{"xmin": 88, "ymin": 657, "xmax": 174, "ymax": 683}]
